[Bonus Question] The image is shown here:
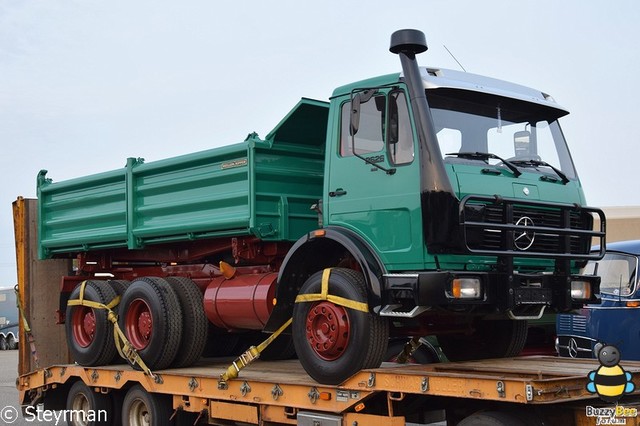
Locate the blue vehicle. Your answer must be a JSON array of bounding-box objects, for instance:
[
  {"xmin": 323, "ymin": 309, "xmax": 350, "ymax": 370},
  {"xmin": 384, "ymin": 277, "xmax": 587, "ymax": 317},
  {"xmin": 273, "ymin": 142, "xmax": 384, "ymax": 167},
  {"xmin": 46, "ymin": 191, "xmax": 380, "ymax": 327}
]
[
  {"xmin": 0, "ymin": 287, "xmax": 19, "ymax": 350},
  {"xmin": 556, "ymin": 240, "xmax": 640, "ymax": 360}
]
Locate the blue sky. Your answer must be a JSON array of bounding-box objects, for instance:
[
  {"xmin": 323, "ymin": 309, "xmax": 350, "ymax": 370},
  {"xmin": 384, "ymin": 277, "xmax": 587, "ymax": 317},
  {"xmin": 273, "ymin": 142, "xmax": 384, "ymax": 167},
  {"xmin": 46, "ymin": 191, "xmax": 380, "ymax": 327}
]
[{"xmin": 1, "ymin": 1, "xmax": 639, "ymax": 283}]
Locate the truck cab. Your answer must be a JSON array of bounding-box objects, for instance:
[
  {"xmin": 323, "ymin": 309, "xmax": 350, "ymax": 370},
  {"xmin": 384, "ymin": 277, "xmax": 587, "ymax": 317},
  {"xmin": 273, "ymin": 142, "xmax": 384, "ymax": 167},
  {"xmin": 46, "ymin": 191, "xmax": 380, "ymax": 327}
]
[{"xmin": 556, "ymin": 240, "xmax": 640, "ymax": 360}]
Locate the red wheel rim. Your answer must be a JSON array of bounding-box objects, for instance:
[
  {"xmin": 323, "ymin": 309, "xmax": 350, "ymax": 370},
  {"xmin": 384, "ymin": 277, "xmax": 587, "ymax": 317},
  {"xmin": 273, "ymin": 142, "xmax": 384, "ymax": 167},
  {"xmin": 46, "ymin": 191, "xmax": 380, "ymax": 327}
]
[
  {"xmin": 125, "ymin": 298, "xmax": 153, "ymax": 350},
  {"xmin": 71, "ymin": 306, "xmax": 96, "ymax": 348},
  {"xmin": 305, "ymin": 301, "xmax": 350, "ymax": 361}
]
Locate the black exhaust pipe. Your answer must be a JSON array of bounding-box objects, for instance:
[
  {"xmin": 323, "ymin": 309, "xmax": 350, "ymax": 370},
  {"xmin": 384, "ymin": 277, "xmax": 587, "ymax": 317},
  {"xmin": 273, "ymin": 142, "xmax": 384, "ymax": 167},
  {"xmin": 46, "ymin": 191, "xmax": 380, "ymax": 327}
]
[{"xmin": 390, "ymin": 29, "xmax": 460, "ymax": 252}]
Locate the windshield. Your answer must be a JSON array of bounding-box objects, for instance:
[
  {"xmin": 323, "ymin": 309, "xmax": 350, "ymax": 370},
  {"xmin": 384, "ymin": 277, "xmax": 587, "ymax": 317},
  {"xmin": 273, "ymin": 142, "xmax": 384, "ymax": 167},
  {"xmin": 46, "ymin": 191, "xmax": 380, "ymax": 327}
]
[
  {"xmin": 583, "ymin": 252, "xmax": 638, "ymax": 296},
  {"xmin": 428, "ymin": 89, "xmax": 577, "ymax": 180}
]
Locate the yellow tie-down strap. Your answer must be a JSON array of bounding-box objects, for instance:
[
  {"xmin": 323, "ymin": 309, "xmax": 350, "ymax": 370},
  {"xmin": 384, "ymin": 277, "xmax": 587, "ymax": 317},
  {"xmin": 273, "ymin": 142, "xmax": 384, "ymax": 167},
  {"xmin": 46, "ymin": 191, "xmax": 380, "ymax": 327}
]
[
  {"xmin": 67, "ymin": 281, "xmax": 155, "ymax": 378},
  {"xmin": 294, "ymin": 268, "xmax": 369, "ymax": 313}
]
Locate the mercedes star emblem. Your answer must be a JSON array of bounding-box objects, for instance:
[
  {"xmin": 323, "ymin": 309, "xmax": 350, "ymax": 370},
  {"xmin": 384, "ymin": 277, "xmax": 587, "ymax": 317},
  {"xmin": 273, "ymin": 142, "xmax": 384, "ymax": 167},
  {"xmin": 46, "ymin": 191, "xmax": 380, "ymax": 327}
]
[
  {"xmin": 514, "ymin": 216, "xmax": 535, "ymax": 250},
  {"xmin": 568, "ymin": 338, "xmax": 579, "ymax": 358}
]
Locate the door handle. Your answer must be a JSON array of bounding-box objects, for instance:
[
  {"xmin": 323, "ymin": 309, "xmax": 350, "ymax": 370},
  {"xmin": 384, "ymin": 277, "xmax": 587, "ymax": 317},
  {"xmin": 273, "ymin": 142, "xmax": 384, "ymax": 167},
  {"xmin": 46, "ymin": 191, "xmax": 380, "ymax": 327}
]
[{"xmin": 329, "ymin": 188, "xmax": 347, "ymax": 197}]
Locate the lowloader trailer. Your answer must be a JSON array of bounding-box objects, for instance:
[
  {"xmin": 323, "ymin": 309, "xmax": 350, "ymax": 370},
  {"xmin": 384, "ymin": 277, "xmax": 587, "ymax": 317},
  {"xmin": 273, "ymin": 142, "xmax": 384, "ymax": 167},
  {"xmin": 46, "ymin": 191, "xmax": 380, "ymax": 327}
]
[{"xmin": 13, "ymin": 199, "xmax": 640, "ymax": 424}]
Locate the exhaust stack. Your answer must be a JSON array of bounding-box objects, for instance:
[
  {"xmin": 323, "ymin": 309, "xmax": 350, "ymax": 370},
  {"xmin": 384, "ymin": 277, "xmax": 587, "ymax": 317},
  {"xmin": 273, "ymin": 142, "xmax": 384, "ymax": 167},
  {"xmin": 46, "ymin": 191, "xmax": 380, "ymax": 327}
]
[
  {"xmin": 390, "ymin": 29, "xmax": 454, "ymax": 195},
  {"xmin": 390, "ymin": 29, "xmax": 459, "ymax": 251}
]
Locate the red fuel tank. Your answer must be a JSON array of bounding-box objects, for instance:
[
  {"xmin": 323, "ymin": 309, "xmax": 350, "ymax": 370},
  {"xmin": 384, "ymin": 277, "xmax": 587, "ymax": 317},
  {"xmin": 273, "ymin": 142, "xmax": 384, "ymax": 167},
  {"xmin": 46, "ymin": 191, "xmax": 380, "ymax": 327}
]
[{"xmin": 203, "ymin": 272, "xmax": 278, "ymax": 330}]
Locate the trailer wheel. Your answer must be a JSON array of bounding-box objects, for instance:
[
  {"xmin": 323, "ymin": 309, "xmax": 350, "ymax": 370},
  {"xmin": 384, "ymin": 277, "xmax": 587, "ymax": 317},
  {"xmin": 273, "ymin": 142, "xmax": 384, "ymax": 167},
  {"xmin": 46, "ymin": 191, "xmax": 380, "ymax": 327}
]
[
  {"xmin": 293, "ymin": 268, "xmax": 388, "ymax": 385},
  {"xmin": 0, "ymin": 336, "xmax": 6, "ymax": 351},
  {"xmin": 119, "ymin": 277, "xmax": 183, "ymax": 370},
  {"xmin": 66, "ymin": 280, "xmax": 118, "ymax": 366},
  {"xmin": 6, "ymin": 335, "xmax": 16, "ymax": 350},
  {"xmin": 458, "ymin": 410, "xmax": 527, "ymax": 426},
  {"xmin": 66, "ymin": 380, "xmax": 112, "ymax": 426},
  {"xmin": 122, "ymin": 385, "xmax": 173, "ymax": 426},
  {"xmin": 164, "ymin": 277, "xmax": 208, "ymax": 368},
  {"xmin": 438, "ymin": 319, "xmax": 528, "ymax": 361}
]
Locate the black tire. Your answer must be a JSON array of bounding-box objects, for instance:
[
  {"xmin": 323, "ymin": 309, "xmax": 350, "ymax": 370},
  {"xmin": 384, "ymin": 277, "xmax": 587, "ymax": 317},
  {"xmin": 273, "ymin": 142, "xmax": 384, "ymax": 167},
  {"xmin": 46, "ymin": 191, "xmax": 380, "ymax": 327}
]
[
  {"xmin": 164, "ymin": 277, "xmax": 208, "ymax": 368},
  {"xmin": 66, "ymin": 380, "xmax": 112, "ymax": 426},
  {"xmin": 438, "ymin": 319, "xmax": 528, "ymax": 362},
  {"xmin": 106, "ymin": 280, "xmax": 130, "ymax": 364},
  {"xmin": 65, "ymin": 280, "xmax": 118, "ymax": 366},
  {"xmin": 107, "ymin": 279, "xmax": 130, "ymax": 297},
  {"xmin": 0, "ymin": 336, "xmax": 7, "ymax": 351},
  {"xmin": 110, "ymin": 389, "xmax": 124, "ymax": 426},
  {"xmin": 385, "ymin": 339, "xmax": 439, "ymax": 364},
  {"xmin": 458, "ymin": 410, "xmax": 527, "ymax": 426},
  {"xmin": 122, "ymin": 385, "xmax": 173, "ymax": 426},
  {"xmin": 118, "ymin": 277, "xmax": 183, "ymax": 371},
  {"xmin": 6, "ymin": 335, "xmax": 16, "ymax": 350},
  {"xmin": 292, "ymin": 268, "xmax": 389, "ymax": 385}
]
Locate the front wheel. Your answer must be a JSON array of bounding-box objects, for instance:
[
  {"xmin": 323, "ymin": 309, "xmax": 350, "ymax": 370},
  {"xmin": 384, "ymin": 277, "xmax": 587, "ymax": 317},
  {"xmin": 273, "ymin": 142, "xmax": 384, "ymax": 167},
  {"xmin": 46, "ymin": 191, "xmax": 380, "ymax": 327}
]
[{"xmin": 293, "ymin": 268, "xmax": 388, "ymax": 385}]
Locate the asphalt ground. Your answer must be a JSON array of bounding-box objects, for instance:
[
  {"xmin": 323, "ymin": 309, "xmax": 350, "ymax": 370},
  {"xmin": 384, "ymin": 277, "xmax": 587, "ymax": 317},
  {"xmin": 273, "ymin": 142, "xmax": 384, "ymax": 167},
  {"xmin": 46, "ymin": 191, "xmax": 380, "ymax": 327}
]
[{"xmin": 0, "ymin": 349, "xmax": 64, "ymax": 426}]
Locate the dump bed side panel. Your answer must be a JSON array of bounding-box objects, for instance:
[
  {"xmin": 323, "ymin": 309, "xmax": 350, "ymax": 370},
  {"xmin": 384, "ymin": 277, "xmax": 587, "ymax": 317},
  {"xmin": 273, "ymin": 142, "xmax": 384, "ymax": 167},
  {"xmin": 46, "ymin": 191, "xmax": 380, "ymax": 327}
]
[
  {"xmin": 129, "ymin": 144, "xmax": 253, "ymax": 247},
  {"xmin": 37, "ymin": 144, "xmax": 253, "ymax": 258}
]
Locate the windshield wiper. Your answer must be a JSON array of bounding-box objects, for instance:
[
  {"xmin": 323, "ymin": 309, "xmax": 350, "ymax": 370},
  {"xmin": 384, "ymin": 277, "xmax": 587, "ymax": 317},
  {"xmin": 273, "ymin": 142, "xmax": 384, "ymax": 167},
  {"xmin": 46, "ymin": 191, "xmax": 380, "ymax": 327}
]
[
  {"xmin": 446, "ymin": 152, "xmax": 521, "ymax": 177},
  {"xmin": 510, "ymin": 159, "xmax": 569, "ymax": 185}
]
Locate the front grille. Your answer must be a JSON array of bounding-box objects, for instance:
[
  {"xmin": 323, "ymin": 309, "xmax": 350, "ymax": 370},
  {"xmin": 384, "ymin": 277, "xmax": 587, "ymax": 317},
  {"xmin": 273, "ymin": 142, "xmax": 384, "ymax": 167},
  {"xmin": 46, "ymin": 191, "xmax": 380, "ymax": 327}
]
[
  {"xmin": 460, "ymin": 195, "xmax": 605, "ymax": 260},
  {"xmin": 557, "ymin": 313, "xmax": 587, "ymax": 333},
  {"xmin": 556, "ymin": 334, "xmax": 595, "ymax": 359}
]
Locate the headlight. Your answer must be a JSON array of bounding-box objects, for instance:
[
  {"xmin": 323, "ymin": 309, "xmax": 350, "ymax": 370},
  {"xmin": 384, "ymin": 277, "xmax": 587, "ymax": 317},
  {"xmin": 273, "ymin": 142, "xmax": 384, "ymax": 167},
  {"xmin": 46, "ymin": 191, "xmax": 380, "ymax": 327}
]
[
  {"xmin": 570, "ymin": 280, "xmax": 592, "ymax": 301},
  {"xmin": 448, "ymin": 278, "xmax": 482, "ymax": 300}
]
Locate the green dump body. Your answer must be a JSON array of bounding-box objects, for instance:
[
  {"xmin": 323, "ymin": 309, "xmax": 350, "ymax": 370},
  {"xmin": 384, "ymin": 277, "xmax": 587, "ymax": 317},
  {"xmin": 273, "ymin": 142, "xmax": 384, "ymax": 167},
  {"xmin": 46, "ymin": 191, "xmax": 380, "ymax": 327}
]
[{"xmin": 37, "ymin": 98, "xmax": 329, "ymax": 259}]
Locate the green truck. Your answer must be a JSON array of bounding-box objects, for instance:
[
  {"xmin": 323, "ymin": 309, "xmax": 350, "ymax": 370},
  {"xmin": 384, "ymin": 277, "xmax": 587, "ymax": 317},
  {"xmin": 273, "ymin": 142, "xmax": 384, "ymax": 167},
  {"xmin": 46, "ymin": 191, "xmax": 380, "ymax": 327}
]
[{"xmin": 37, "ymin": 29, "xmax": 604, "ymax": 385}]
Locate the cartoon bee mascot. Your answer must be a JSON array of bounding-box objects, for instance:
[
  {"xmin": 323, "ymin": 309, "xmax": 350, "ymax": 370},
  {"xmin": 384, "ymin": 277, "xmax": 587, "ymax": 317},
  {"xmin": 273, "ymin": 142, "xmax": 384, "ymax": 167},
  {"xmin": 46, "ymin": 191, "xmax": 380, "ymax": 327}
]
[{"xmin": 586, "ymin": 343, "xmax": 636, "ymax": 403}]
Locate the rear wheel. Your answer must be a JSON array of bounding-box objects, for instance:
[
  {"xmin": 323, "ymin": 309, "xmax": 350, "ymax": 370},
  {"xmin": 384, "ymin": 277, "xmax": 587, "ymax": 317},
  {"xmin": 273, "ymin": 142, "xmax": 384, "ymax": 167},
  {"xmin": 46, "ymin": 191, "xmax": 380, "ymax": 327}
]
[
  {"xmin": 122, "ymin": 385, "xmax": 173, "ymax": 426},
  {"xmin": 65, "ymin": 280, "xmax": 118, "ymax": 366},
  {"xmin": 438, "ymin": 319, "xmax": 528, "ymax": 361},
  {"xmin": 118, "ymin": 277, "xmax": 183, "ymax": 370},
  {"xmin": 106, "ymin": 280, "xmax": 130, "ymax": 363},
  {"xmin": 66, "ymin": 380, "xmax": 112, "ymax": 426},
  {"xmin": 164, "ymin": 277, "xmax": 208, "ymax": 368},
  {"xmin": 293, "ymin": 268, "xmax": 388, "ymax": 385},
  {"xmin": 0, "ymin": 336, "xmax": 6, "ymax": 351}
]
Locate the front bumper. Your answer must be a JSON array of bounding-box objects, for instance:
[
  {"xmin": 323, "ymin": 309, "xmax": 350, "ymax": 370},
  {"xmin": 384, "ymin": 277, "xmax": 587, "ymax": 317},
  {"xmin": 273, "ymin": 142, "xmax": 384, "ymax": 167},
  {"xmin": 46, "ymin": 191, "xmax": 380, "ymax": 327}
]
[{"xmin": 383, "ymin": 270, "xmax": 601, "ymax": 318}]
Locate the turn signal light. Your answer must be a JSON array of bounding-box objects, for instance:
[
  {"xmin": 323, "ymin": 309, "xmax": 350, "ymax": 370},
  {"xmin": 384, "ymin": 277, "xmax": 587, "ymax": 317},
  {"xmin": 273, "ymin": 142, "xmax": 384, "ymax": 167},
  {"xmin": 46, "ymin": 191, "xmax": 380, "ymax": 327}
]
[
  {"xmin": 627, "ymin": 301, "xmax": 640, "ymax": 308},
  {"xmin": 449, "ymin": 278, "xmax": 482, "ymax": 299},
  {"xmin": 570, "ymin": 281, "xmax": 592, "ymax": 301}
]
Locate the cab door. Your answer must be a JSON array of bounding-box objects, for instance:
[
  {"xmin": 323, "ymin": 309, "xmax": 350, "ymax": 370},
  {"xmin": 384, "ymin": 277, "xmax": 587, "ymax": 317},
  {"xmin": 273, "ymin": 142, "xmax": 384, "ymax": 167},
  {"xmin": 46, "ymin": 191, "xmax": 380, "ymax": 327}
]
[{"xmin": 325, "ymin": 89, "xmax": 423, "ymax": 270}]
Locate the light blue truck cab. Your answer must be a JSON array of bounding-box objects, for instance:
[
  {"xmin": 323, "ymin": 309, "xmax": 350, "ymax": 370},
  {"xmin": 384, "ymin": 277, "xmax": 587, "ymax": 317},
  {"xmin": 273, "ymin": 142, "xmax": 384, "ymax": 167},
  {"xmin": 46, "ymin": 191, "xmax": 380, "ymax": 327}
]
[{"xmin": 556, "ymin": 240, "xmax": 640, "ymax": 360}]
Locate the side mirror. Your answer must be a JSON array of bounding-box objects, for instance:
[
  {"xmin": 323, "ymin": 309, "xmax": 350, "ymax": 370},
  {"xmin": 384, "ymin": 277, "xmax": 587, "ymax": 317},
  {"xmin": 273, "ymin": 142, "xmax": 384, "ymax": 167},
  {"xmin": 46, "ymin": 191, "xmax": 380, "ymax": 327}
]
[
  {"xmin": 513, "ymin": 130, "xmax": 531, "ymax": 157},
  {"xmin": 388, "ymin": 93, "xmax": 399, "ymax": 145},
  {"xmin": 350, "ymin": 89, "xmax": 376, "ymax": 136}
]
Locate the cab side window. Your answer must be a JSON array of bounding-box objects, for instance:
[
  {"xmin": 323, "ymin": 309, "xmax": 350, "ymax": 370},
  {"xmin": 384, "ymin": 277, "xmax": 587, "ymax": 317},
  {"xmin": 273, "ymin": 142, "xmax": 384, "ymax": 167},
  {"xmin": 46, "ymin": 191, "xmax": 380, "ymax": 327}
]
[
  {"xmin": 387, "ymin": 91, "xmax": 414, "ymax": 165},
  {"xmin": 340, "ymin": 95, "xmax": 386, "ymax": 157}
]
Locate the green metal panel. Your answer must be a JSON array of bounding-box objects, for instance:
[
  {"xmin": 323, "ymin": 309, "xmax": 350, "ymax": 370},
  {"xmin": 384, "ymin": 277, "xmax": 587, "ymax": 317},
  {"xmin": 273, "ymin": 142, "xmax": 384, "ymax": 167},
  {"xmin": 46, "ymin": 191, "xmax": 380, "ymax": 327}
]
[
  {"xmin": 37, "ymin": 168, "xmax": 128, "ymax": 259},
  {"xmin": 38, "ymin": 98, "xmax": 328, "ymax": 259}
]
